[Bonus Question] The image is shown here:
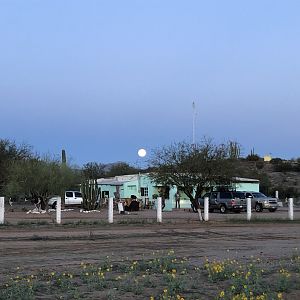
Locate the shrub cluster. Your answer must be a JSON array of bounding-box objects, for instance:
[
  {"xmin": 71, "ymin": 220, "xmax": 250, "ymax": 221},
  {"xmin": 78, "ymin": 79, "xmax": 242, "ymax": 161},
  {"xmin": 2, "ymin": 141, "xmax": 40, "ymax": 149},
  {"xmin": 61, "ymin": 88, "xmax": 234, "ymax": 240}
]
[{"xmin": 271, "ymin": 160, "xmax": 300, "ymax": 172}]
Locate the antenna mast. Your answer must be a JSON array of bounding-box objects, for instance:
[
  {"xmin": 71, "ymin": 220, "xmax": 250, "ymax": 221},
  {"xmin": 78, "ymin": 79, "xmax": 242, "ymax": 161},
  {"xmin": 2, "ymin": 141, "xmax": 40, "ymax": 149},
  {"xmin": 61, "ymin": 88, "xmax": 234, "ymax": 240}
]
[{"xmin": 192, "ymin": 101, "xmax": 196, "ymax": 145}]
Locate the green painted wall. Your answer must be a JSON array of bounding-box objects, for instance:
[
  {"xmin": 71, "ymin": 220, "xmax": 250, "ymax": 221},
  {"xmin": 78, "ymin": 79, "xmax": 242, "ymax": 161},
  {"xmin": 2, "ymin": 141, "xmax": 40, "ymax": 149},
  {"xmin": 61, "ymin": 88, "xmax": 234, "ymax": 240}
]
[{"xmin": 97, "ymin": 174, "xmax": 260, "ymax": 211}]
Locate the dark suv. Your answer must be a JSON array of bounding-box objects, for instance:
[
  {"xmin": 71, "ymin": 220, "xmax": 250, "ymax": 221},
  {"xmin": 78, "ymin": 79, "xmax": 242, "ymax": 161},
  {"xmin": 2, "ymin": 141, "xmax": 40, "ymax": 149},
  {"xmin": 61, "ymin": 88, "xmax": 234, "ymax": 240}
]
[{"xmin": 200, "ymin": 191, "xmax": 244, "ymax": 213}]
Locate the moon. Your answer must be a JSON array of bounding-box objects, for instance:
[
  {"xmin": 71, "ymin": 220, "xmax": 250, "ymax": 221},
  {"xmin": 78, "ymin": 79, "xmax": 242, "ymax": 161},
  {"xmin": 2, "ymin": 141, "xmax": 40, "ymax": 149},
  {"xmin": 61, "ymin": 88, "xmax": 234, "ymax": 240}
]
[{"xmin": 138, "ymin": 148, "xmax": 147, "ymax": 157}]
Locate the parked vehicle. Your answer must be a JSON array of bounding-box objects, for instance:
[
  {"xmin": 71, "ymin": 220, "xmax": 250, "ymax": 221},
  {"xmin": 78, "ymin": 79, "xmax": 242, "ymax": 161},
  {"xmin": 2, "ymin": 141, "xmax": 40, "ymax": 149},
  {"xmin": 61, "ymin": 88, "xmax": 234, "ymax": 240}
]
[
  {"xmin": 48, "ymin": 191, "xmax": 83, "ymax": 209},
  {"xmin": 199, "ymin": 191, "xmax": 244, "ymax": 213},
  {"xmin": 240, "ymin": 191, "xmax": 278, "ymax": 212}
]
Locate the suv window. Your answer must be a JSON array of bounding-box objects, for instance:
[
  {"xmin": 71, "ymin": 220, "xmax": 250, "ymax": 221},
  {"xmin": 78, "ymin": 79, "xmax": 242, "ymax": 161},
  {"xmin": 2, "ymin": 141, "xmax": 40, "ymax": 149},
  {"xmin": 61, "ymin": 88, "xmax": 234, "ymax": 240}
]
[
  {"xmin": 66, "ymin": 192, "xmax": 73, "ymax": 197},
  {"xmin": 233, "ymin": 191, "xmax": 245, "ymax": 199},
  {"xmin": 219, "ymin": 191, "xmax": 232, "ymax": 199},
  {"xmin": 252, "ymin": 192, "xmax": 266, "ymax": 198},
  {"xmin": 246, "ymin": 192, "xmax": 253, "ymax": 198},
  {"xmin": 211, "ymin": 192, "xmax": 218, "ymax": 200},
  {"xmin": 202, "ymin": 193, "xmax": 210, "ymax": 199},
  {"xmin": 75, "ymin": 192, "xmax": 82, "ymax": 198}
]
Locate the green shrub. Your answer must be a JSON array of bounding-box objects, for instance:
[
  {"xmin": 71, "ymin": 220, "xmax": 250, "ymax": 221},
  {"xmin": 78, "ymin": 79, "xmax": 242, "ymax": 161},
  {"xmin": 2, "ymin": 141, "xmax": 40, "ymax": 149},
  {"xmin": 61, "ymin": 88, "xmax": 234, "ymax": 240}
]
[{"xmin": 246, "ymin": 154, "xmax": 260, "ymax": 161}]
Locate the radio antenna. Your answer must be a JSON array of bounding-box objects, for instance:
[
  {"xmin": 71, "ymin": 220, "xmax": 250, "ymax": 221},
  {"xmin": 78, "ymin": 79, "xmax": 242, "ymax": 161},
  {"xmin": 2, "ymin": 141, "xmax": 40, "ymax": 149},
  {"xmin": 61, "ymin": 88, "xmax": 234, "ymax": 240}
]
[{"xmin": 192, "ymin": 101, "xmax": 196, "ymax": 145}]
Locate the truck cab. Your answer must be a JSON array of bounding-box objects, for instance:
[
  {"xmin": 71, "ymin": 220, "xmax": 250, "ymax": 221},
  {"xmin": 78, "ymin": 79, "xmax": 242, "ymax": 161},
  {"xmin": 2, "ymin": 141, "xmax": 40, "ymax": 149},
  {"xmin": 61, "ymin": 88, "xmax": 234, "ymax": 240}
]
[{"xmin": 48, "ymin": 191, "xmax": 83, "ymax": 209}]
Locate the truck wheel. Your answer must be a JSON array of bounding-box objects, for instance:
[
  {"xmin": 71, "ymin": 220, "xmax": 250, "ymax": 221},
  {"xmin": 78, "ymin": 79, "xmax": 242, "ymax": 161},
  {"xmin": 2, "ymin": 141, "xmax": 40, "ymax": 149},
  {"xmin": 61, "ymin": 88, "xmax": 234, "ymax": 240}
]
[
  {"xmin": 255, "ymin": 203, "xmax": 263, "ymax": 212},
  {"xmin": 268, "ymin": 208, "xmax": 277, "ymax": 212},
  {"xmin": 52, "ymin": 202, "xmax": 57, "ymax": 209},
  {"xmin": 220, "ymin": 204, "xmax": 227, "ymax": 214}
]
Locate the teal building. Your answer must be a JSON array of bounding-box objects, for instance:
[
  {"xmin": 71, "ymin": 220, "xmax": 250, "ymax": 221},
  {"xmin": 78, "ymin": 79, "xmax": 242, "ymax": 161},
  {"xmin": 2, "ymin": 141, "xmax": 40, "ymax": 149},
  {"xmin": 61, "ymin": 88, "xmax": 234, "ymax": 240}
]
[{"xmin": 96, "ymin": 174, "xmax": 259, "ymax": 211}]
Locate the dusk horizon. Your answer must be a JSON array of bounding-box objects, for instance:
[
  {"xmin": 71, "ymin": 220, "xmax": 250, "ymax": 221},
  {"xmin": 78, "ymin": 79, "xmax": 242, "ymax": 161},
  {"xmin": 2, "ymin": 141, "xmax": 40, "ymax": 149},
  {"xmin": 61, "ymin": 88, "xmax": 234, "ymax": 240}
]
[{"xmin": 1, "ymin": 0, "xmax": 300, "ymax": 166}]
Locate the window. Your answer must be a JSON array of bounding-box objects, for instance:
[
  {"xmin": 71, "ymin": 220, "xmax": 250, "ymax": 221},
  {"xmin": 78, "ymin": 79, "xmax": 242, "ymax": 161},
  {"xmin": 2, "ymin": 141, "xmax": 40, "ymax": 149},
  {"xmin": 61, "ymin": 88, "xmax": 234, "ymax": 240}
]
[
  {"xmin": 252, "ymin": 192, "xmax": 266, "ymax": 198},
  {"xmin": 203, "ymin": 193, "xmax": 210, "ymax": 199},
  {"xmin": 141, "ymin": 187, "xmax": 148, "ymax": 197},
  {"xmin": 102, "ymin": 191, "xmax": 109, "ymax": 198},
  {"xmin": 211, "ymin": 192, "xmax": 218, "ymax": 200},
  {"xmin": 66, "ymin": 192, "xmax": 73, "ymax": 197},
  {"xmin": 75, "ymin": 192, "xmax": 82, "ymax": 198},
  {"xmin": 233, "ymin": 192, "xmax": 245, "ymax": 199},
  {"xmin": 219, "ymin": 192, "xmax": 232, "ymax": 199}
]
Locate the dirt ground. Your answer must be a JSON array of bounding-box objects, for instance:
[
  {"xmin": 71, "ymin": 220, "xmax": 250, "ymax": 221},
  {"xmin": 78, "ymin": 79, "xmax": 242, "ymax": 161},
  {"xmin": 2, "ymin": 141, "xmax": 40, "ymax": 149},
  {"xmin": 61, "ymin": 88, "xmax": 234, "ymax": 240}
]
[
  {"xmin": 0, "ymin": 205, "xmax": 299, "ymax": 300},
  {"xmin": 1, "ymin": 205, "xmax": 299, "ymax": 276}
]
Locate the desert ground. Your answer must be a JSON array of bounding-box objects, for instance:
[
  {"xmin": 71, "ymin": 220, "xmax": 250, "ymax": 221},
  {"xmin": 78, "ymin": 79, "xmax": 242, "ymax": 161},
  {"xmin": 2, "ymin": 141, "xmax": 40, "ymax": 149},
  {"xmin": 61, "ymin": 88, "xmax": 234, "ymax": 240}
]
[{"xmin": 0, "ymin": 205, "xmax": 299, "ymax": 299}]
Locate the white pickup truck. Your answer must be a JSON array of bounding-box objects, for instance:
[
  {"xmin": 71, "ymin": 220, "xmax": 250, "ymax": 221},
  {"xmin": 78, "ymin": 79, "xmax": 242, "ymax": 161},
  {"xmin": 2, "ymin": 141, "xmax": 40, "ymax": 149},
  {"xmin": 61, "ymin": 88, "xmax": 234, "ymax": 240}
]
[{"xmin": 48, "ymin": 191, "xmax": 83, "ymax": 209}]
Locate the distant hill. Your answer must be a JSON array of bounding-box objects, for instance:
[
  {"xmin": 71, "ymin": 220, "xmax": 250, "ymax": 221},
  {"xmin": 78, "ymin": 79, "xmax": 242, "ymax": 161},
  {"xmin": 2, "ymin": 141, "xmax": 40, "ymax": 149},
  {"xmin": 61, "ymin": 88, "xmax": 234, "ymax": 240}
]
[{"xmin": 234, "ymin": 159, "xmax": 300, "ymax": 200}]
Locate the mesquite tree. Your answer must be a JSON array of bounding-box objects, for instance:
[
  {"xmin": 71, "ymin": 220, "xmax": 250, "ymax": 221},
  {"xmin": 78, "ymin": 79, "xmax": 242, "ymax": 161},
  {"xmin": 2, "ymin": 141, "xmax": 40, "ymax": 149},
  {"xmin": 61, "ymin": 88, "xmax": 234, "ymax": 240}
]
[
  {"xmin": 148, "ymin": 140, "xmax": 236, "ymax": 221},
  {"xmin": 5, "ymin": 157, "xmax": 79, "ymax": 209},
  {"xmin": 0, "ymin": 139, "xmax": 33, "ymax": 195}
]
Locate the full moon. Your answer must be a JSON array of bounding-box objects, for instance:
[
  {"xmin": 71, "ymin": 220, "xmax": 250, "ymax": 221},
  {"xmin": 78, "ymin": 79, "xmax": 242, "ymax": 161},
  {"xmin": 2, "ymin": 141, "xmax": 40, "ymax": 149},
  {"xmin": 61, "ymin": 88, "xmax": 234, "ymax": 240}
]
[{"xmin": 138, "ymin": 148, "xmax": 147, "ymax": 157}]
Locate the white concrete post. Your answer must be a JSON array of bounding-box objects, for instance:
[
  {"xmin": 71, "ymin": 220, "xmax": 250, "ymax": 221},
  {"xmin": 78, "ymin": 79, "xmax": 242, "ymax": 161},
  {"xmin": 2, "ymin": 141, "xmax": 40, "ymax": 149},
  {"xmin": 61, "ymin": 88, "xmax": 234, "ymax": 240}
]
[
  {"xmin": 204, "ymin": 197, "xmax": 209, "ymax": 221},
  {"xmin": 157, "ymin": 197, "xmax": 162, "ymax": 223},
  {"xmin": 288, "ymin": 198, "xmax": 294, "ymax": 221},
  {"xmin": 246, "ymin": 197, "xmax": 252, "ymax": 221},
  {"xmin": 275, "ymin": 190, "xmax": 279, "ymax": 199},
  {"xmin": 108, "ymin": 197, "xmax": 114, "ymax": 224},
  {"xmin": 0, "ymin": 197, "xmax": 4, "ymax": 224},
  {"xmin": 56, "ymin": 197, "xmax": 61, "ymax": 224}
]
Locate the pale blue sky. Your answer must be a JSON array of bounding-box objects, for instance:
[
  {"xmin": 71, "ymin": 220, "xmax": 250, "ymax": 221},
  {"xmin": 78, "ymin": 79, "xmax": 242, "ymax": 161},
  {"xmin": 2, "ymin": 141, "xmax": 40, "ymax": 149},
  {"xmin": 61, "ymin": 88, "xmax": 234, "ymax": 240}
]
[{"xmin": 1, "ymin": 0, "xmax": 300, "ymax": 166}]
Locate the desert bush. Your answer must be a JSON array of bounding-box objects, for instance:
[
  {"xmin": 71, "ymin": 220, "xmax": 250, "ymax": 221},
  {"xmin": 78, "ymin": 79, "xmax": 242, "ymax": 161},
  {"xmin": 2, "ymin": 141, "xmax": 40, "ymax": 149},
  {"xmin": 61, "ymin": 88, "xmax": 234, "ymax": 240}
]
[
  {"xmin": 273, "ymin": 162, "xmax": 295, "ymax": 172},
  {"xmin": 270, "ymin": 158, "xmax": 283, "ymax": 164},
  {"xmin": 255, "ymin": 161, "xmax": 264, "ymax": 170},
  {"xmin": 270, "ymin": 186, "xmax": 300, "ymax": 199},
  {"xmin": 246, "ymin": 154, "xmax": 261, "ymax": 161}
]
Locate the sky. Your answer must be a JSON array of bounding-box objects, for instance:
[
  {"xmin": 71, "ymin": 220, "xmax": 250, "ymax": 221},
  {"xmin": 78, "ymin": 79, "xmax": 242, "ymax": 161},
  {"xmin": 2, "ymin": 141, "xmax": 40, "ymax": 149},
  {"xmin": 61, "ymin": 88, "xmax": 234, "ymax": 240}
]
[{"xmin": 1, "ymin": 0, "xmax": 300, "ymax": 167}]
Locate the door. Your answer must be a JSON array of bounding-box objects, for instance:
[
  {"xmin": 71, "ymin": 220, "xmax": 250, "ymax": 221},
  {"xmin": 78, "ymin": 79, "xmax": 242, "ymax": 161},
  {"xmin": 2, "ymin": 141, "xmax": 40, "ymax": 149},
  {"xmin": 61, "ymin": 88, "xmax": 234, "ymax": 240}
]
[
  {"xmin": 210, "ymin": 192, "xmax": 218, "ymax": 209},
  {"xmin": 74, "ymin": 191, "xmax": 83, "ymax": 205},
  {"xmin": 65, "ymin": 191, "xmax": 74, "ymax": 205}
]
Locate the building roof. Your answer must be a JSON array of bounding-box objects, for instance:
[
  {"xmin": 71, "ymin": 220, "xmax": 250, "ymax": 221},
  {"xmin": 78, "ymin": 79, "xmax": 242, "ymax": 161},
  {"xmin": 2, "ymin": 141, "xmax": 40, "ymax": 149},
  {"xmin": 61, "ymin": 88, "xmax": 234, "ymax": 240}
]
[
  {"xmin": 96, "ymin": 178, "xmax": 127, "ymax": 186},
  {"xmin": 233, "ymin": 177, "xmax": 259, "ymax": 183}
]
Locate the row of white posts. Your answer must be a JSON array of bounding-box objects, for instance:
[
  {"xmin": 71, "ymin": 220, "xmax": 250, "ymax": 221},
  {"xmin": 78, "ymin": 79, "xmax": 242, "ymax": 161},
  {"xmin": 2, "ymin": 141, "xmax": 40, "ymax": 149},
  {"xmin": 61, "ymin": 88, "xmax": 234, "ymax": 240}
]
[{"xmin": 0, "ymin": 196, "xmax": 296, "ymax": 224}]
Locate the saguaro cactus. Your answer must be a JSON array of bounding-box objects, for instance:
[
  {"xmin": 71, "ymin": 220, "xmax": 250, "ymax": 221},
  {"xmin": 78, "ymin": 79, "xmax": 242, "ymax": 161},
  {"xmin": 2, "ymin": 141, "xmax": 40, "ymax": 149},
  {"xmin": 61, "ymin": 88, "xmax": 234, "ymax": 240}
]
[
  {"xmin": 229, "ymin": 141, "xmax": 241, "ymax": 159},
  {"xmin": 81, "ymin": 179, "xmax": 99, "ymax": 210},
  {"xmin": 62, "ymin": 149, "xmax": 66, "ymax": 165}
]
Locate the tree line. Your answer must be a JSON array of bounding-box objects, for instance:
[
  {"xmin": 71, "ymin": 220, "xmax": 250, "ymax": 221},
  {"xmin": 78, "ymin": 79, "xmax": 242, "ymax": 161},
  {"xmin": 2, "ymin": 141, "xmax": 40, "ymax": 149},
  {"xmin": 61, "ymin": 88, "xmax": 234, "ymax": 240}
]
[
  {"xmin": 1, "ymin": 138, "xmax": 298, "ymax": 212},
  {"xmin": 0, "ymin": 139, "xmax": 139, "ymax": 208}
]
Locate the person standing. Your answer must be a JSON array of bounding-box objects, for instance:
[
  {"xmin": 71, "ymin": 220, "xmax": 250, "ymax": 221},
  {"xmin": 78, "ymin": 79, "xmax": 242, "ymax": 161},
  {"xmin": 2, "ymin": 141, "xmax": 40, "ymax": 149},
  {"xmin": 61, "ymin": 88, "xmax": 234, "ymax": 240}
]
[
  {"xmin": 162, "ymin": 196, "xmax": 166, "ymax": 211},
  {"xmin": 175, "ymin": 192, "xmax": 180, "ymax": 209}
]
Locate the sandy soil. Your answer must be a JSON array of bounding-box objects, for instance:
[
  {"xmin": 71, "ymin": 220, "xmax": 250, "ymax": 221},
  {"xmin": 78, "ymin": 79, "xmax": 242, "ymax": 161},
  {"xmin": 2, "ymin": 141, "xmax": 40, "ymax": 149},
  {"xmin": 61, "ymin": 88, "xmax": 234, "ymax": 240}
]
[
  {"xmin": 1, "ymin": 207, "xmax": 299, "ymax": 273},
  {"xmin": 1, "ymin": 205, "xmax": 299, "ymax": 299}
]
